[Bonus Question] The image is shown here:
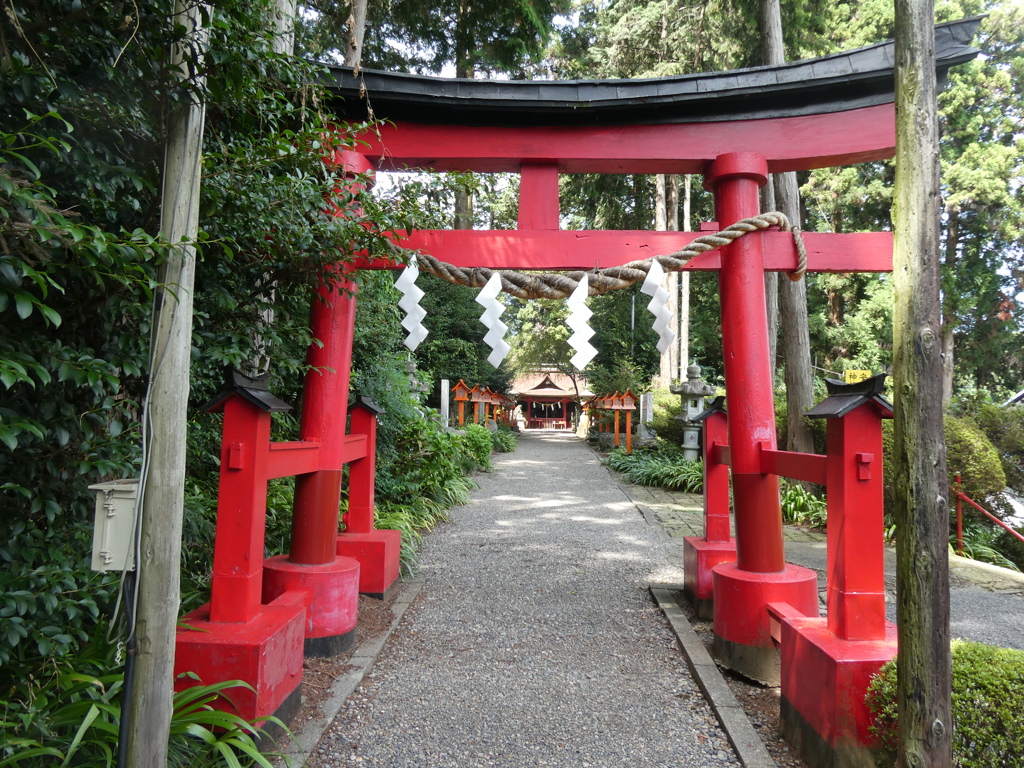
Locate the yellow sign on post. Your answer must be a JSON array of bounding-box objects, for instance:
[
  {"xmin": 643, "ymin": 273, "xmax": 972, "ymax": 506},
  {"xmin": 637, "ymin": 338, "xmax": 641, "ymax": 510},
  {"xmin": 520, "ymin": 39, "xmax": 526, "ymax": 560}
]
[{"xmin": 845, "ymin": 370, "xmax": 872, "ymax": 384}]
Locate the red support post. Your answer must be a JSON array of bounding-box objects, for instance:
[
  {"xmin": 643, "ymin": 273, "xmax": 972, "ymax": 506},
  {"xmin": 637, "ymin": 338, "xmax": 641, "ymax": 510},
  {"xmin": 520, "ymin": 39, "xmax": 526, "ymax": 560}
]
[
  {"xmin": 704, "ymin": 152, "xmax": 783, "ymax": 573},
  {"xmin": 704, "ymin": 153, "xmax": 818, "ymax": 684},
  {"xmin": 346, "ymin": 403, "xmax": 378, "ymax": 535},
  {"xmin": 289, "ymin": 148, "xmax": 371, "ymax": 566},
  {"xmin": 682, "ymin": 406, "xmax": 737, "ymax": 618},
  {"xmin": 209, "ymin": 397, "xmax": 272, "ymax": 623},
  {"xmin": 613, "ymin": 409, "xmax": 621, "ymax": 447},
  {"xmin": 955, "ymin": 473, "xmax": 964, "ymax": 555},
  {"xmin": 824, "ymin": 406, "xmax": 887, "ymax": 641}
]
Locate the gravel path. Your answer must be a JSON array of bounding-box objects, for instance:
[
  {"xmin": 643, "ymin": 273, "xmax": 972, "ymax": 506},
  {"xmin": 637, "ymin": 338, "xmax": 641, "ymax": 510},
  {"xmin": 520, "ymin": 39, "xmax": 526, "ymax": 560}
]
[{"xmin": 309, "ymin": 431, "xmax": 742, "ymax": 768}]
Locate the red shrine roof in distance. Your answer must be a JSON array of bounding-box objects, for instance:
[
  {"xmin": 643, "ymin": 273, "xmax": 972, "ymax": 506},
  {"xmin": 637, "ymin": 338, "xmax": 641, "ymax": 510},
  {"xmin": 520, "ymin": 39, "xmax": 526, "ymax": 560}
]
[
  {"xmin": 323, "ymin": 18, "xmax": 980, "ymax": 128},
  {"xmin": 510, "ymin": 371, "xmax": 593, "ymax": 399}
]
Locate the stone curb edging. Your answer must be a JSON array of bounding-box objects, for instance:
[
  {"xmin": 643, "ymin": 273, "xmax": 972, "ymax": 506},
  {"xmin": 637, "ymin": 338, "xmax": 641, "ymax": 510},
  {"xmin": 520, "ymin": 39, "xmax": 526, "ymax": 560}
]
[
  {"xmin": 650, "ymin": 585, "xmax": 778, "ymax": 768},
  {"xmin": 275, "ymin": 577, "xmax": 426, "ymax": 767}
]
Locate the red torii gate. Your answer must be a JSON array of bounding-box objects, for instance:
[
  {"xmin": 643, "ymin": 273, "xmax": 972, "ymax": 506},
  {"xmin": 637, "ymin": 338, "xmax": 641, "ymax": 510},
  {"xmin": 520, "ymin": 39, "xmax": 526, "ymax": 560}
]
[{"xmin": 175, "ymin": 18, "xmax": 978, "ymax": 768}]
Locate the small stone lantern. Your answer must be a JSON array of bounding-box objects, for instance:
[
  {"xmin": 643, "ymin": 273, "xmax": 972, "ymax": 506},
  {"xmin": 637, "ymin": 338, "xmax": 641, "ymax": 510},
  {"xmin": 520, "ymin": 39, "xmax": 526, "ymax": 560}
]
[{"xmin": 671, "ymin": 363, "xmax": 717, "ymax": 461}]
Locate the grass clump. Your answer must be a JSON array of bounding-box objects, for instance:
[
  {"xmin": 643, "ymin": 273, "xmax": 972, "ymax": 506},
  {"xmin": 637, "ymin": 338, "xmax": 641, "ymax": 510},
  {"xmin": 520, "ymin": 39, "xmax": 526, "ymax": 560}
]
[{"xmin": 603, "ymin": 444, "xmax": 703, "ymax": 493}]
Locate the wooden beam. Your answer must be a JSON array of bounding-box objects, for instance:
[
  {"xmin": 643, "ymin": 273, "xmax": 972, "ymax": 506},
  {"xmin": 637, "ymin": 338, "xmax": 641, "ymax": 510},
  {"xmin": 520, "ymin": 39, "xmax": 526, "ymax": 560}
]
[
  {"xmin": 360, "ymin": 229, "xmax": 893, "ymax": 273},
  {"xmin": 760, "ymin": 447, "xmax": 828, "ymax": 486},
  {"xmin": 356, "ymin": 104, "xmax": 895, "ymax": 175}
]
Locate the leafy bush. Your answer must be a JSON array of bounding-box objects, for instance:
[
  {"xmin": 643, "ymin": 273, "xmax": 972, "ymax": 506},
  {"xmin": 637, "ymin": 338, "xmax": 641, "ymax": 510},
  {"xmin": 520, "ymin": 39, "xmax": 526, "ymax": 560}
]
[
  {"xmin": 650, "ymin": 389, "xmax": 685, "ymax": 445},
  {"xmin": 462, "ymin": 423, "xmax": 494, "ymax": 471},
  {"xmin": 491, "ymin": 426, "xmax": 517, "ymax": 453},
  {"xmin": 604, "ymin": 444, "xmax": 703, "ymax": 492},
  {"xmin": 866, "ymin": 640, "xmax": 1024, "ymax": 767},
  {"xmin": 972, "ymin": 402, "xmax": 1024, "ymax": 496},
  {"xmin": 1, "ymin": 633, "xmax": 286, "ymax": 768},
  {"xmin": 953, "ymin": 519, "xmax": 1020, "ymax": 572},
  {"xmin": 993, "ymin": 525, "xmax": 1024, "ymax": 572},
  {"xmin": 945, "ymin": 416, "xmax": 1007, "ymax": 508},
  {"xmin": 779, "ymin": 479, "xmax": 827, "ymax": 529}
]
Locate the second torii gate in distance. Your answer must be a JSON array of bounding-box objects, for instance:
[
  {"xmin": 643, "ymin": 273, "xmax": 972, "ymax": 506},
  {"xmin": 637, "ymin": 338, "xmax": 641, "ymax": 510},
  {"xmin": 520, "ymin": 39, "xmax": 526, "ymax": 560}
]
[{"xmin": 309, "ymin": 21, "xmax": 978, "ymax": 683}]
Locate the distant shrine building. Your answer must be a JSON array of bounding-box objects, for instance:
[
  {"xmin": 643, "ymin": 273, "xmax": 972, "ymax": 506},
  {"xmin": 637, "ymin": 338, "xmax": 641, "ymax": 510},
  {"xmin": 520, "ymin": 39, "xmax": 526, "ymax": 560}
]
[{"xmin": 510, "ymin": 370, "xmax": 592, "ymax": 430}]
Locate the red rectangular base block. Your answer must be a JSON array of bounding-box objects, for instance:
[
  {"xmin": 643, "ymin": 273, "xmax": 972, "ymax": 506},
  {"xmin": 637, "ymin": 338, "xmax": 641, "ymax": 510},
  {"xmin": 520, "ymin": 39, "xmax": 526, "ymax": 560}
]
[
  {"xmin": 175, "ymin": 591, "xmax": 306, "ymax": 722},
  {"xmin": 336, "ymin": 529, "xmax": 402, "ymax": 597},
  {"xmin": 683, "ymin": 536, "xmax": 737, "ymax": 618},
  {"xmin": 780, "ymin": 616, "xmax": 897, "ymax": 768}
]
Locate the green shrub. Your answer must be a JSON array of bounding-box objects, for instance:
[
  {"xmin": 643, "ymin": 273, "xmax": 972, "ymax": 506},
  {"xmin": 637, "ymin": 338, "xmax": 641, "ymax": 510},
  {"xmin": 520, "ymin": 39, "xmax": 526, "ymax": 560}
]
[
  {"xmin": 462, "ymin": 423, "xmax": 493, "ymax": 470},
  {"xmin": 603, "ymin": 444, "xmax": 704, "ymax": 493},
  {"xmin": 945, "ymin": 415, "xmax": 1006, "ymax": 506},
  {"xmin": 866, "ymin": 640, "xmax": 1024, "ymax": 767},
  {"xmin": 780, "ymin": 479, "xmax": 827, "ymax": 528},
  {"xmin": 972, "ymin": 402, "xmax": 1024, "ymax": 497},
  {"xmin": 993, "ymin": 525, "xmax": 1024, "ymax": 571},
  {"xmin": 0, "ymin": 632, "xmax": 286, "ymax": 767},
  {"xmin": 491, "ymin": 427, "xmax": 517, "ymax": 453},
  {"xmin": 650, "ymin": 389, "xmax": 685, "ymax": 445}
]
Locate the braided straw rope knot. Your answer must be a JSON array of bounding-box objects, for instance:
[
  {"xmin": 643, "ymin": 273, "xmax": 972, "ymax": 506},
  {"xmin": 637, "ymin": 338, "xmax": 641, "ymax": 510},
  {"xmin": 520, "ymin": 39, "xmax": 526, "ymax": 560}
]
[{"xmin": 410, "ymin": 212, "xmax": 808, "ymax": 301}]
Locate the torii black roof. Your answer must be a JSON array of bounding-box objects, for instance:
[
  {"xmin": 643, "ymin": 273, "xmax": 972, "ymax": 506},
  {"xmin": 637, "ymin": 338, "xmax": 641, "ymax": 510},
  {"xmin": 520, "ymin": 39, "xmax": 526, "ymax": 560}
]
[{"xmin": 322, "ymin": 17, "xmax": 980, "ymax": 127}]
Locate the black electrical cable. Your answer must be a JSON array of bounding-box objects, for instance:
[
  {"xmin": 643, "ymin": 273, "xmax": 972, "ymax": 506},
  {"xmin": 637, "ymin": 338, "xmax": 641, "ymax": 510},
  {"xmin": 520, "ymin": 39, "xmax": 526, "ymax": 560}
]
[{"xmin": 116, "ymin": 569, "xmax": 138, "ymax": 768}]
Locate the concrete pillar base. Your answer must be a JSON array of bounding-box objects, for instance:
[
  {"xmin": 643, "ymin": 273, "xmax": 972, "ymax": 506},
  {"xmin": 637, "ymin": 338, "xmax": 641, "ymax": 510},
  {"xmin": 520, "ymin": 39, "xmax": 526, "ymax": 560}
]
[
  {"xmin": 780, "ymin": 615, "xmax": 897, "ymax": 768},
  {"xmin": 263, "ymin": 554, "xmax": 360, "ymax": 655},
  {"xmin": 175, "ymin": 591, "xmax": 306, "ymax": 721},
  {"xmin": 337, "ymin": 529, "xmax": 402, "ymax": 597},
  {"xmin": 712, "ymin": 561, "xmax": 819, "ymax": 685},
  {"xmin": 683, "ymin": 536, "xmax": 737, "ymax": 619}
]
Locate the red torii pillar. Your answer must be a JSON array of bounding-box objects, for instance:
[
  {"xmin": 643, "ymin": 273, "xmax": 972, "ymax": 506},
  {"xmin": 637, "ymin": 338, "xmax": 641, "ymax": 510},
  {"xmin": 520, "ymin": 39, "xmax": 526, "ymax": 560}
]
[
  {"xmin": 705, "ymin": 153, "xmax": 818, "ymax": 684},
  {"xmin": 286, "ymin": 149, "xmax": 401, "ymax": 598}
]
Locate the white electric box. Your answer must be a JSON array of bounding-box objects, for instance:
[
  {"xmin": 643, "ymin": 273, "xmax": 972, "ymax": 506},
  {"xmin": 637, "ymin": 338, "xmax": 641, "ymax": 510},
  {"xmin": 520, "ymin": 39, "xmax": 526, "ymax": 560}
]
[{"xmin": 88, "ymin": 479, "xmax": 139, "ymax": 572}]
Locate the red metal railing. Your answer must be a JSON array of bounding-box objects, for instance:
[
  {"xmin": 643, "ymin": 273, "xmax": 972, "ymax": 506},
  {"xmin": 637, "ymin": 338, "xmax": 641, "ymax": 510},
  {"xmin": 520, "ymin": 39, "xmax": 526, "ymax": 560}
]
[{"xmin": 952, "ymin": 472, "xmax": 1024, "ymax": 556}]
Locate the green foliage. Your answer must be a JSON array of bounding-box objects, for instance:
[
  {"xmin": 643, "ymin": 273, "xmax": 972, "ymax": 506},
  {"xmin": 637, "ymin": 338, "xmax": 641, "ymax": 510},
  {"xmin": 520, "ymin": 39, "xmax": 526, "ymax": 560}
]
[
  {"xmin": 604, "ymin": 444, "xmax": 704, "ymax": 493},
  {"xmin": 650, "ymin": 388, "xmax": 685, "ymax": 445},
  {"xmin": 953, "ymin": 519, "xmax": 1021, "ymax": 572},
  {"xmin": 968, "ymin": 401, "xmax": 1024, "ymax": 496},
  {"xmin": 779, "ymin": 479, "xmax": 828, "ymax": 529},
  {"xmin": 946, "ymin": 415, "xmax": 1007, "ymax": 506},
  {"xmin": 866, "ymin": 640, "xmax": 1024, "ymax": 767},
  {"xmin": 463, "ymin": 423, "xmax": 494, "ymax": 471},
  {"xmin": 1, "ymin": 632, "xmax": 287, "ymax": 768},
  {"xmin": 491, "ymin": 426, "xmax": 518, "ymax": 453}
]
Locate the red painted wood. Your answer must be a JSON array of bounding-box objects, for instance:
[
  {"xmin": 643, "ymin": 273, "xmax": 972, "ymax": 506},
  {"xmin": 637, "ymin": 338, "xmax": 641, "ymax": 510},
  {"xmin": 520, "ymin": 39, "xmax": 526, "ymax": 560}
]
[
  {"xmin": 266, "ymin": 441, "xmax": 321, "ymax": 480},
  {"xmin": 518, "ymin": 163, "xmax": 560, "ymax": 230},
  {"xmin": 707, "ymin": 152, "xmax": 785, "ymax": 574},
  {"xmin": 704, "ymin": 413, "xmax": 731, "ymax": 543},
  {"xmin": 290, "ymin": 272, "xmax": 356, "ymax": 565},
  {"xmin": 358, "ymin": 230, "xmax": 893, "ymax": 273},
  {"xmin": 760, "ymin": 448, "xmax": 828, "ymax": 487},
  {"xmin": 341, "ymin": 434, "xmax": 368, "ymax": 464},
  {"xmin": 825, "ymin": 406, "xmax": 887, "ymax": 641},
  {"xmin": 345, "ymin": 408, "xmax": 377, "ymax": 535},
  {"xmin": 355, "ymin": 104, "xmax": 895, "ymax": 174},
  {"xmin": 711, "ymin": 442, "xmax": 731, "ymax": 466},
  {"xmin": 210, "ymin": 397, "xmax": 272, "ymax": 624}
]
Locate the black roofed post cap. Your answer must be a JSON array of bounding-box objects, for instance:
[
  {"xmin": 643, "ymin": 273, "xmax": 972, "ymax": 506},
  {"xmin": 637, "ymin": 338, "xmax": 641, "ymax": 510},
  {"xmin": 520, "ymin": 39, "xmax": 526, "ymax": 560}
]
[
  {"xmin": 805, "ymin": 374, "xmax": 893, "ymax": 419},
  {"xmin": 693, "ymin": 395, "xmax": 728, "ymax": 423},
  {"xmin": 202, "ymin": 367, "xmax": 293, "ymax": 414},
  {"xmin": 352, "ymin": 394, "xmax": 384, "ymax": 415}
]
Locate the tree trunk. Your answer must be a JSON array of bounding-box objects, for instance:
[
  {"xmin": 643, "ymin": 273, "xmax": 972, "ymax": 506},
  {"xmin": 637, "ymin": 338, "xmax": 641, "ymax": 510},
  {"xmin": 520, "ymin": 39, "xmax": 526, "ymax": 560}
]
[
  {"xmin": 940, "ymin": 216, "xmax": 960, "ymax": 404},
  {"xmin": 343, "ymin": 0, "xmax": 367, "ymax": 68},
  {"xmin": 248, "ymin": 0, "xmax": 297, "ymax": 376},
  {"xmin": 273, "ymin": 0, "xmax": 296, "ymax": 55},
  {"xmin": 893, "ymin": 0, "xmax": 953, "ymax": 765},
  {"xmin": 759, "ymin": 0, "xmax": 814, "ymax": 453},
  {"xmin": 760, "ymin": 178, "xmax": 779, "ymax": 377},
  {"xmin": 679, "ymin": 175, "xmax": 691, "ymax": 377},
  {"xmin": 656, "ymin": 174, "xmax": 679, "ymax": 386},
  {"xmin": 126, "ymin": 3, "xmax": 207, "ymax": 765}
]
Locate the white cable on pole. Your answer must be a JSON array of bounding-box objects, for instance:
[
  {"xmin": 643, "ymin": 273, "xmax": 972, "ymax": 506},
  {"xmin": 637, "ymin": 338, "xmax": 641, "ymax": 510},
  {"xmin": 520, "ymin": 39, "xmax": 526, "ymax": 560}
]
[
  {"xmin": 566, "ymin": 274, "xmax": 597, "ymax": 369},
  {"xmin": 640, "ymin": 259, "xmax": 676, "ymax": 354},
  {"xmin": 475, "ymin": 272, "xmax": 510, "ymax": 367},
  {"xmin": 396, "ymin": 261, "xmax": 429, "ymax": 351}
]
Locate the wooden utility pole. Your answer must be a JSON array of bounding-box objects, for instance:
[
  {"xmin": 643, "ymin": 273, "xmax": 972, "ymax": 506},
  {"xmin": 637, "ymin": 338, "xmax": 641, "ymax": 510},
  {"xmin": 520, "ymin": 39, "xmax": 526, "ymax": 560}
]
[
  {"xmin": 344, "ymin": 0, "xmax": 367, "ymax": 68},
  {"xmin": 893, "ymin": 0, "xmax": 953, "ymax": 765},
  {"xmin": 759, "ymin": 0, "xmax": 815, "ymax": 453},
  {"xmin": 656, "ymin": 173, "xmax": 679, "ymax": 386},
  {"xmin": 125, "ymin": 3, "xmax": 207, "ymax": 765}
]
